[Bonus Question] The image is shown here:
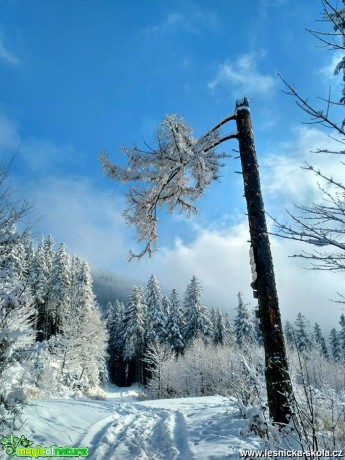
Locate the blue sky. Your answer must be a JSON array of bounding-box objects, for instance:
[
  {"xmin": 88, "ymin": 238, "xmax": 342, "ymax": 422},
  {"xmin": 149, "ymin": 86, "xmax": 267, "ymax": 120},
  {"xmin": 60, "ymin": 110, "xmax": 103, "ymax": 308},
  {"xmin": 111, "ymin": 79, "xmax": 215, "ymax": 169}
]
[{"xmin": 1, "ymin": 0, "xmax": 344, "ymax": 329}]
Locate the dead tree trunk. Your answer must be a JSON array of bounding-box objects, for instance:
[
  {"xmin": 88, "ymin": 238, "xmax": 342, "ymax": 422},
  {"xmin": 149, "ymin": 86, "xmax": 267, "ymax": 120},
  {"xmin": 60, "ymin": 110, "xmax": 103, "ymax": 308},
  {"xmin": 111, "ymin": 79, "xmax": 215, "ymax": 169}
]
[{"xmin": 235, "ymin": 98, "xmax": 294, "ymax": 425}]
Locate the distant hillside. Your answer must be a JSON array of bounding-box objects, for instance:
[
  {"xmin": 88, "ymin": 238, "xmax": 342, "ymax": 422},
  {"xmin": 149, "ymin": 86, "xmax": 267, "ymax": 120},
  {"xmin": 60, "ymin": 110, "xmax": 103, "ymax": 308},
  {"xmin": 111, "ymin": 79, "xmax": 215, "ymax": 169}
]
[
  {"xmin": 92, "ymin": 269, "xmax": 141, "ymax": 310},
  {"xmin": 92, "ymin": 269, "xmax": 175, "ymax": 312}
]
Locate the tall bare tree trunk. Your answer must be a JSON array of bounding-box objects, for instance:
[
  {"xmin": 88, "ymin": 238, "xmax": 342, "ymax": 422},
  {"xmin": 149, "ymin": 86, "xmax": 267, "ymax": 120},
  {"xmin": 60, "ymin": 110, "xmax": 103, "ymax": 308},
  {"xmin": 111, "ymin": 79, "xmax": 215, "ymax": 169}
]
[{"xmin": 236, "ymin": 98, "xmax": 294, "ymax": 425}]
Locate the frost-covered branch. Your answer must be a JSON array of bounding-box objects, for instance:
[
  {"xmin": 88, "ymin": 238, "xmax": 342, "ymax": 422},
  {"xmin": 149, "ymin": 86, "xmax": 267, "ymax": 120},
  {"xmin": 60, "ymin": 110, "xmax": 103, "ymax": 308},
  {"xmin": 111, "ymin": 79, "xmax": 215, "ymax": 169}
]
[{"xmin": 100, "ymin": 114, "xmax": 235, "ymax": 259}]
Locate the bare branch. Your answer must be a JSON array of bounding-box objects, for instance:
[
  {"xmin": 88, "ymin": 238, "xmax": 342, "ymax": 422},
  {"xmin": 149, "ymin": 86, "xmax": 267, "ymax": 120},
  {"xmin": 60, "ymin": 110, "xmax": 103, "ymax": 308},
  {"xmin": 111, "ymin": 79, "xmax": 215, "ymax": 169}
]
[{"xmin": 278, "ymin": 73, "xmax": 345, "ymax": 143}]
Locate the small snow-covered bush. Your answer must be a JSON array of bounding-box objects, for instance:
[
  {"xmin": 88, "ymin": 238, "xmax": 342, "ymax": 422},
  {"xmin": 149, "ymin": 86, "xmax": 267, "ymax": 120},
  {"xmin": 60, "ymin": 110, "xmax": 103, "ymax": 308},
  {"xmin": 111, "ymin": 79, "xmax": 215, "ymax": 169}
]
[
  {"xmin": 240, "ymin": 403, "xmax": 268, "ymax": 437},
  {"xmin": 287, "ymin": 348, "xmax": 345, "ymax": 451},
  {"xmin": 144, "ymin": 339, "xmax": 265, "ymax": 401},
  {"xmin": 20, "ymin": 334, "xmax": 107, "ymax": 400},
  {"xmin": 144, "ymin": 339, "xmax": 285, "ymax": 447},
  {"xmin": 144, "ymin": 341, "xmax": 177, "ymax": 399}
]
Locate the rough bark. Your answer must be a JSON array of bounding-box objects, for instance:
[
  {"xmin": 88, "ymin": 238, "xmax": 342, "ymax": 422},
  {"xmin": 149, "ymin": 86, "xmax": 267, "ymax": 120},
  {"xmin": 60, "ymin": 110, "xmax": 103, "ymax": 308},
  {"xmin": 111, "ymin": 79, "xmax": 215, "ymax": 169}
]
[{"xmin": 236, "ymin": 98, "xmax": 294, "ymax": 425}]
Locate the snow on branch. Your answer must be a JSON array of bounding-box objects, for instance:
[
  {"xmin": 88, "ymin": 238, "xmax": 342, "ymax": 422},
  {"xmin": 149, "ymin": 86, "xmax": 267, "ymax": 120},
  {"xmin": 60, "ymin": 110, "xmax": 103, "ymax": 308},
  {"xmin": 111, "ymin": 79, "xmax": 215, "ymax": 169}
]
[{"xmin": 100, "ymin": 114, "xmax": 236, "ymax": 259}]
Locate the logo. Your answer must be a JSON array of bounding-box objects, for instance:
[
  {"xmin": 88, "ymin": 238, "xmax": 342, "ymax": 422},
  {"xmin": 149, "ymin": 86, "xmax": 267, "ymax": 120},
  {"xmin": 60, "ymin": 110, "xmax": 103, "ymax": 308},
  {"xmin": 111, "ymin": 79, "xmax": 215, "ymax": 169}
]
[
  {"xmin": 1, "ymin": 434, "xmax": 33, "ymax": 456},
  {"xmin": 1, "ymin": 433, "xmax": 89, "ymax": 458}
]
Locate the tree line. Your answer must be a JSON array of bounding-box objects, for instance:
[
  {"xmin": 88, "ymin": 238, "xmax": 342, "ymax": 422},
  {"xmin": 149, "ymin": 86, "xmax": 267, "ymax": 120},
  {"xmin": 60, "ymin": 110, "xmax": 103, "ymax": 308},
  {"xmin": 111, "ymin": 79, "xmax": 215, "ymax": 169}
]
[
  {"xmin": 106, "ymin": 274, "xmax": 259, "ymax": 386},
  {"xmin": 0, "ymin": 176, "xmax": 108, "ymax": 428},
  {"xmin": 105, "ymin": 272, "xmax": 345, "ymax": 388},
  {"xmin": 285, "ymin": 312, "xmax": 345, "ymax": 362}
]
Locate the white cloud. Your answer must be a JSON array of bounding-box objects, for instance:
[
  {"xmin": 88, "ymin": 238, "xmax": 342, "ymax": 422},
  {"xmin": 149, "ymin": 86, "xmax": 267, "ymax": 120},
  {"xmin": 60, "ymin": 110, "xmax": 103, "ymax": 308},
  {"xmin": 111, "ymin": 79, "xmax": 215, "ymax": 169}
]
[
  {"xmin": 0, "ymin": 36, "xmax": 19, "ymax": 66},
  {"xmin": 262, "ymin": 126, "xmax": 345, "ymax": 206},
  {"xmin": 144, "ymin": 9, "xmax": 219, "ymax": 36},
  {"xmin": 318, "ymin": 52, "xmax": 343, "ymax": 100},
  {"xmin": 118, "ymin": 221, "xmax": 253, "ymax": 308},
  {"xmin": 271, "ymin": 234, "xmax": 343, "ymax": 332},
  {"xmin": 208, "ymin": 51, "xmax": 276, "ymax": 98},
  {"xmin": 0, "ymin": 114, "xmax": 20, "ymax": 153},
  {"xmin": 26, "ymin": 176, "xmax": 130, "ymax": 269},
  {"xmin": 319, "ymin": 51, "xmax": 343, "ymax": 79},
  {"xmin": 128, "ymin": 221, "xmax": 344, "ymax": 332},
  {"xmin": 0, "ymin": 113, "xmax": 129, "ymax": 268},
  {"xmin": 0, "ymin": 113, "xmax": 84, "ymax": 177},
  {"xmin": 21, "ymin": 138, "xmax": 78, "ymax": 174},
  {"xmin": 144, "ymin": 14, "xmax": 184, "ymax": 34}
]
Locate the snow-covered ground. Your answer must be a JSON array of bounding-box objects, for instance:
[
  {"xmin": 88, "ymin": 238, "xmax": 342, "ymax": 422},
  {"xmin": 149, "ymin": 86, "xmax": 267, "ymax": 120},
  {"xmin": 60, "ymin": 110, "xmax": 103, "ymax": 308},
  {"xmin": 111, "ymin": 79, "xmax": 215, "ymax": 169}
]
[{"xmin": 2, "ymin": 383, "xmax": 268, "ymax": 459}]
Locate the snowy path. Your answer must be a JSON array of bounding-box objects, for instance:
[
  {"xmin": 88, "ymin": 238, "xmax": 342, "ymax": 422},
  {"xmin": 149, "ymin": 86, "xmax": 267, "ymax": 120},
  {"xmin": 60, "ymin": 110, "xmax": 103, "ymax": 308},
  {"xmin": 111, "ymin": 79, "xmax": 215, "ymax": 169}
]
[
  {"xmin": 80, "ymin": 404, "xmax": 193, "ymax": 459},
  {"xmin": 3, "ymin": 385, "xmax": 265, "ymax": 460}
]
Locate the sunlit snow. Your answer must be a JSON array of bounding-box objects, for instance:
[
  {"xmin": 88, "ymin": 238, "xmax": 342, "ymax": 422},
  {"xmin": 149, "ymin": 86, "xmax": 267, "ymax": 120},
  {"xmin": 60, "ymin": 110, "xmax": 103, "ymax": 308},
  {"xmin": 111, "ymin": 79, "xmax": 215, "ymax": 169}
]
[{"xmin": 2, "ymin": 384, "xmax": 268, "ymax": 460}]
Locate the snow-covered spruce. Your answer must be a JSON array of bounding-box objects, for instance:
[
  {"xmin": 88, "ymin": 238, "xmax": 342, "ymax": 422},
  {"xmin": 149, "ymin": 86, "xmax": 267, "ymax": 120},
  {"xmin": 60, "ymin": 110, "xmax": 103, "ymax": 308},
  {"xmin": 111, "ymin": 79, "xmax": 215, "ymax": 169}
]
[
  {"xmin": 294, "ymin": 312, "xmax": 313, "ymax": 354},
  {"xmin": 122, "ymin": 286, "xmax": 146, "ymax": 384},
  {"xmin": 234, "ymin": 292, "xmax": 256, "ymax": 348},
  {"xmin": 182, "ymin": 275, "xmax": 213, "ymax": 345},
  {"xmin": 145, "ymin": 274, "xmax": 166, "ymax": 344},
  {"xmin": 165, "ymin": 289, "xmax": 184, "ymax": 355}
]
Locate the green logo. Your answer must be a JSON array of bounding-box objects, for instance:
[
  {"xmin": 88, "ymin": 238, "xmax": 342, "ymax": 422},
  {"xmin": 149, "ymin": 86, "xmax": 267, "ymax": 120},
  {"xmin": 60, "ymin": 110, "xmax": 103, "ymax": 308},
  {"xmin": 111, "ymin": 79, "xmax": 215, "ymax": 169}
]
[
  {"xmin": 1, "ymin": 433, "xmax": 89, "ymax": 458},
  {"xmin": 1, "ymin": 434, "xmax": 33, "ymax": 456}
]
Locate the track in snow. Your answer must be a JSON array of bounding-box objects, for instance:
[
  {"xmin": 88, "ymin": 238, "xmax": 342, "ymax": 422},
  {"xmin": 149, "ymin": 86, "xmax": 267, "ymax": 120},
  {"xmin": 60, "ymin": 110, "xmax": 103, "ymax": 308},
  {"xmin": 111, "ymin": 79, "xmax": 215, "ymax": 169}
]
[
  {"xmin": 3, "ymin": 386, "xmax": 266, "ymax": 460},
  {"xmin": 80, "ymin": 403, "xmax": 194, "ymax": 460}
]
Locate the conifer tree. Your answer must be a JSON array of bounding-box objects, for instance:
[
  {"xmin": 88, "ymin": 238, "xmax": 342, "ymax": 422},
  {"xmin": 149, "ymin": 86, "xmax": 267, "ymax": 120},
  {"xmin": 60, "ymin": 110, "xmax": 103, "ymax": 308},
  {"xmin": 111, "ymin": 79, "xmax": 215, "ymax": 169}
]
[
  {"xmin": 202, "ymin": 308, "xmax": 213, "ymax": 343},
  {"xmin": 106, "ymin": 300, "xmax": 126, "ymax": 385},
  {"xmin": 284, "ymin": 321, "xmax": 296, "ymax": 350},
  {"xmin": 30, "ymin": 236, "xmax": 50, "ymax": 341},
  {"xmin": 223, "ymin": 311, "xmax": 235, "ymax": 346},
  {"xmin": 31, "ymin": 236, "xmax": 48, "ymax": 304},
  {"xmin": 0, "ymin": 167, "xmax": 35, "ymax": 427},
  {"xmin": 49, "ymin": 243, "xmax": 71, "ymax": 337},
  {"xmin": 213, "ymin": 308, "xmax": 226, "ymax": 346},
  {"xmin": 122, "ymin": 286, "xmax": 146, "ymax": 384},
  {"xmin": 59, "ymin": 257, "xmax": 108, "ymax": 387},
  {"xmin": 313, "ymin": 322, "xmax": 329, "ymax": 359},
  {"xmin": 209, "ymin": 308, "xmax": 216, "ymax": 338},
  {"xmin": 234, "ymin": 292, "xmax": 255, "ymax": 347},
  {"xmin": 329, "ymin": 328, "xmax": 343, "ymax": 362},
  {"xmin": 252, "ymin": 308, "xmax": 263, "ymax": 346},
  {"xmin": 42, "ymin": 235, "xmax": 55, "ymax": 339},
  {"xmin": 0, "ymin": 231, "xmax": 35, "ymax": 427},
  {"xmin": 82, "ymin": 305, "xmax": 108, "ymax": 386},
  {"xmin": 294, "ymin": 312, "xmax": 312, "ymax": 354},
  {"xmin": 43, "ymin": 234, "xmax": 55, "ymax": 275},
  {"xmin": 166, "ymin": 289, "xmax": 184, "ymax": 355},
  {"xmin": 182, "ymin": 275, "xmax": 212, "ymax": 344},
  {"xmin": 161, "ymin": 295, "xmax": 171, "ymax": 318},
  {"xmin": 339, "ymin": 313, "xmax": 345, "ymax": 361},
  {"xmin": 22, "ymin": 233, "xmax": 35, "ymax": 278},
  {"xmin": 1, "ymin": 224, "xmax": 26, "ymax": 279},
  {"xmin": 145, "ymin": 274, "xmax": 166, "ymax": 344},
  {"xmin": 170, "ymin": 288, "xmax": 183, "ymax": 318},
  {"xmin": 70, "ymin": 257, "xmax": 95, "ymax": 315}
]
